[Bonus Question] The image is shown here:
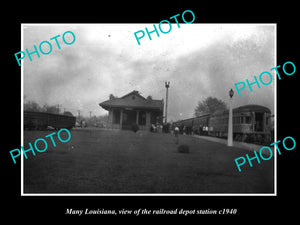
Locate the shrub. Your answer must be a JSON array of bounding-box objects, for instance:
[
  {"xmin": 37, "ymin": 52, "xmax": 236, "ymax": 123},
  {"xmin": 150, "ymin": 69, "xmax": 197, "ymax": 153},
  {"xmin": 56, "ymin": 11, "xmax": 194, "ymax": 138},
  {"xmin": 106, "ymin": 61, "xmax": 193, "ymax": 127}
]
[
  {"xmin": 131, "ymin": 123, "xmax": 139, "ymax": 133},
  {"xmin": 178, "ymin": 144, "xmax": 190, "ymax": 153},
  {"xmin": 245, "ymin": 134, "xmax": 256, "ymax": 143}
]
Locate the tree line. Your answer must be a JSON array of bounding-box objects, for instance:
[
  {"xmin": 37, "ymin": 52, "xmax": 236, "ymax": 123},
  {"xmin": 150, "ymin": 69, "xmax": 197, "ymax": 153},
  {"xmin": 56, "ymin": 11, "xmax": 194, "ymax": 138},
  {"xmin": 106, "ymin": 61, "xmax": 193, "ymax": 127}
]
[
  {"xmin": 24, "ymin": 100, "xmax": 109, "ymax": 127},
  {"xmin": 24, "ymin": 100, "xmax": 61, "ymax": 114}
]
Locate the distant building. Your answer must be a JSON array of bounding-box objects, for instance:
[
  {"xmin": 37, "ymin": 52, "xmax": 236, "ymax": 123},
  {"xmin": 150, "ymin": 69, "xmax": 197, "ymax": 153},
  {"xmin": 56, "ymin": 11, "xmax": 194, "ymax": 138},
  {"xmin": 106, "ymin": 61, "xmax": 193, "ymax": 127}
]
[{"xmin": 99, "ymin": 90, "xmax": 164, "ymax": 130}]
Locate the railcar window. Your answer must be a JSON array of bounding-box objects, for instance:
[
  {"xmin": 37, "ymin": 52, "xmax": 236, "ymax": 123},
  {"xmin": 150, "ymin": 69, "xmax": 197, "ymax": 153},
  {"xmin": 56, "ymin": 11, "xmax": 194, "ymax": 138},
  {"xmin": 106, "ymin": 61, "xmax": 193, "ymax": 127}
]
[
  {"xmin": 241, "ymin": 116, "xmax": 251, "ymax": 124},
  {"xmin": 233, "ymin": 117, "xmax": 240, "ymax": 124},
  {"xmin": 245, "ymin": 116, "xmax": 251, "ymax": 124}
]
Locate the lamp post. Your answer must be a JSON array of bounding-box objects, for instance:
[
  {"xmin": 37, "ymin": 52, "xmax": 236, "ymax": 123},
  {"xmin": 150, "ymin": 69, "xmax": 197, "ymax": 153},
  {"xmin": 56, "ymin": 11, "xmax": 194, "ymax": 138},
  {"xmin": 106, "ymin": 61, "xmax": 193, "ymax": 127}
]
[
  {"xmin": 165, "ymin": 81, "xmax": 170, "ymax": 124},
  {"xmin": 228, "ymin": 88, "xmax": 234, "ymax": 146}
]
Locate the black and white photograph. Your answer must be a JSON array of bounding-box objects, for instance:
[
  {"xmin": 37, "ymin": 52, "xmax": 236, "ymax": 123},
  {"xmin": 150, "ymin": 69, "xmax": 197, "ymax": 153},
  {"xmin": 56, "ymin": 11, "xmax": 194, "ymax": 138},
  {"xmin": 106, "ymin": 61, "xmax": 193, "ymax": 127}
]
[
  {"xmin": 21, "ymin": 23, "xmax": 276, "ymax": 195},
  {"xmin": 4, "ymin": 3, "xmax": 299, "ymax": 221}
]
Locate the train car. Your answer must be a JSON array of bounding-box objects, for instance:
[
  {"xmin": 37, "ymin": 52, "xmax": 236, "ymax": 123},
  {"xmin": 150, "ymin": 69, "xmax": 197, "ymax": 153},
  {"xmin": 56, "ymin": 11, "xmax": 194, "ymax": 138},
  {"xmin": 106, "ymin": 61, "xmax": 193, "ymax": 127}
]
[
  {"xmin": 24, "ymin": 111, "xmax": 76, "ymax": 130},
  {"xmin": 173, "ymin": 117, "xmax": 193, "ymax": 134},
  {"xmin": 208, "ymin": 105, "xmax": 272, "ymax": 144},
  {"xmin": 191, "ymin": 115, "xmax": 210, "ymax": 135},
  {"xmin": 173, "ymin": 104, "xmax": 273, "ymax": 145},
  {"xmin": 172, "ymin": 115, "xmax": 210, "ymax": 135}
]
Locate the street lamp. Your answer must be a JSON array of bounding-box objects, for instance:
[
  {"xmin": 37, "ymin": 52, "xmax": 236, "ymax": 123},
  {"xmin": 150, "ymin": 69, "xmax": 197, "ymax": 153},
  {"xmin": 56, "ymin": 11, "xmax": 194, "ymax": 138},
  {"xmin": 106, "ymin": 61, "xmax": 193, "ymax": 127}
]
[
  {"xmin": 228, "ymin": 88, "xmax": 234, "ymax": 146},
  {"xmin": 229, "ymin": 88, "xmax": 234, "ymax": 99},
  {"xmin": 165, "ymin": 81, "xmax": 170, "ymax": 124}
]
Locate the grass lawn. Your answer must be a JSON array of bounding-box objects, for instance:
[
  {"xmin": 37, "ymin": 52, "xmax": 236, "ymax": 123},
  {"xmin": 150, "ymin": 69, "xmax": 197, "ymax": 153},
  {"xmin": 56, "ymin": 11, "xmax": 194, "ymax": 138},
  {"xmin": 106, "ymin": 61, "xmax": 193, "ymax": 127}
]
[{"xmin": 23, "ymin": 128, "xmax": 274, "ymax": 194}]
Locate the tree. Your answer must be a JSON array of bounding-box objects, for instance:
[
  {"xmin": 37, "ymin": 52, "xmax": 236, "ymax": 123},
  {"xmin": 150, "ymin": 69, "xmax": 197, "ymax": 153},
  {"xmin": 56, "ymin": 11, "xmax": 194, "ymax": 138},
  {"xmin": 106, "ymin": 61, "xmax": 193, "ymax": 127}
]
[
  {"xmin": 42, "ymin": 104, "xmax": 59, "ymax": 114},
  {"xmin": 63, "ymin": 111, "xmax": 74, "ymax": 116},
  {"xmin": 194, "ymin": 97, "xmax": 227, "ymax": 117},
  {"xmin": 24, "ymin": 100, "xmax": 42, "ymax": 112}
]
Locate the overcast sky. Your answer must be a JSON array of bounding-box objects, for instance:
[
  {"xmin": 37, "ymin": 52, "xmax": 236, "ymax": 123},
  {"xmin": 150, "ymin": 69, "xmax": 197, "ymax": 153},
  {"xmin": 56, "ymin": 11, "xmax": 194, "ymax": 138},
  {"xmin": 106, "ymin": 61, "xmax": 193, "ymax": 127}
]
[{"xmin": 23, "ymin": 24, "xmax": 275, "ymax": 121}]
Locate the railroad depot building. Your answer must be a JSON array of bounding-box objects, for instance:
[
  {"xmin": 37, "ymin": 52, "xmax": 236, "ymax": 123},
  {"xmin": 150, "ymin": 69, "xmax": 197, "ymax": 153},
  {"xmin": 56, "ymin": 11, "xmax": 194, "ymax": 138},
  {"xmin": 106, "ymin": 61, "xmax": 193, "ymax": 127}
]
[{"xmin": 99, "ymin": 90, "xmax": 164, "ymax": 130}]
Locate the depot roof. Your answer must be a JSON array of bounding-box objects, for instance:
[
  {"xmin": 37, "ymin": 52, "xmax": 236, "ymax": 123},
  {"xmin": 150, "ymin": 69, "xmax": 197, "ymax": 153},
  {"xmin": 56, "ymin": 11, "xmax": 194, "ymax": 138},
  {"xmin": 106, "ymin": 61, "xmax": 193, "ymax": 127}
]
[{"xmin": 99, "ymin": 90, "xmax": 164, "ymax": 111}]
